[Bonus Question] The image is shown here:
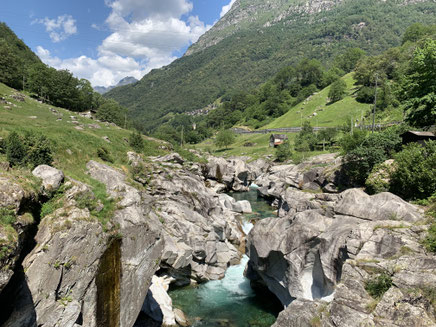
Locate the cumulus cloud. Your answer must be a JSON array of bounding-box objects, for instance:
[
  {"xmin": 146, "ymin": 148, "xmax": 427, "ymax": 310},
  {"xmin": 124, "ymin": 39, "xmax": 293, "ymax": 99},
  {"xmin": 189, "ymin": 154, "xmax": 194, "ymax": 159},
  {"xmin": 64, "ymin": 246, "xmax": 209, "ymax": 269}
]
[
  {"xmin": 36, "ymin": 0, "xmax": 212, "ymax": 87},
  {"xmin": 220, "ymin": 0, "xmax": 237, "ymax": 18},
  {"xmin": 36, "ymin": 46, "xmax": 146, "ymax": 87},
  {"xmin": 34, "ymin": 15, "xmax": 77, "ymax": 43}
]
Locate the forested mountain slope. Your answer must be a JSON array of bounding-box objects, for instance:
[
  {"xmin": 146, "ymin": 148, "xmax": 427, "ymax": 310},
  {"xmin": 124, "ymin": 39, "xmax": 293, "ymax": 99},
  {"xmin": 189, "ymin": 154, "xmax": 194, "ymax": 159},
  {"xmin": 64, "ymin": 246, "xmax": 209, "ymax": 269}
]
[{"xmin": 106, "ymin": 0, "xmax": 436, "ymax": 131}]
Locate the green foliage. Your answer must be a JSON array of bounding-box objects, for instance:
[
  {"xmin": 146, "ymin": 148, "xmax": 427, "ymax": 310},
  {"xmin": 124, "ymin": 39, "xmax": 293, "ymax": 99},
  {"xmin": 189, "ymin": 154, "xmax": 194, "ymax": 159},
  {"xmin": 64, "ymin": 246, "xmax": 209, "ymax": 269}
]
[
  {"xmin": 129, "ymin": 131, "xmax": 144, "ymax": 152},
  {"xmin": 97, "ymin": 147, "xmax": 114, "ymax": 163},
  {"xmin": 106, "ymin": 1, "xmax": 436, "ymax": 132},
  {"xmin": 419, "ymin": 194, "xmax": 436, "ymax": 253},
  {"xmin": 402, "ymin": 23, "xmax": 436, "ymax": 45},
  {"xmin": 96, "ymin": 99, "xmax": 127, "ymax": 127},
  {"xmin": 403, "ymin": 38, "xmax": 436, "ymax": 127},
  {"xmin": 6, "ymin": 131, "xmax": 27, "ymax": 166},
  {"xmin": 275, "ymin": 140, "xmax": 292, "ymax": 162},
  {"xmin": 6, "ymin": 131, "xmax": 53, "ymax": 168},
  {"xmin": 365, "ymin": 273, "xmax": 393, "ymax": 299},
  {"xmin": 390, "ymin": 141, "xmax": 436, "ymax": 200},
  {"xmin": 365, "ymin": 161, "xmax": 394, "ymax": 195},
  {"xmin": 334, "ymin": 47, "xmax": 366, "ymax": 73},
  {"xmin": 328, "ymin": 79, "xmax": 347, "ymax": 103},
  {"xmin": 295, "ymin": 121, "xmax": 317, "ymax": 152},
  {"xmin": 0, "ymin": 208, "xmax": 16, "ymax": 226},
  {"xmin": 214, "ymin": 129, "xmax": 235, "ymax": 149},
  {"xmin": 341, "ymin": 128, "xmax": 402, "ymax": 185}
]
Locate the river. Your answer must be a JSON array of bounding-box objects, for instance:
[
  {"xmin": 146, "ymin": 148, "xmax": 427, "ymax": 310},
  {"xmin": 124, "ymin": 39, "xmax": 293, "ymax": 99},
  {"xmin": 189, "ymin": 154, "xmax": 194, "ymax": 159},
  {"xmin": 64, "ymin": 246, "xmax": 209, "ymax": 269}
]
[{"xmin": 168, "ymin": 187, "xmax": 281, "ymax": 327}]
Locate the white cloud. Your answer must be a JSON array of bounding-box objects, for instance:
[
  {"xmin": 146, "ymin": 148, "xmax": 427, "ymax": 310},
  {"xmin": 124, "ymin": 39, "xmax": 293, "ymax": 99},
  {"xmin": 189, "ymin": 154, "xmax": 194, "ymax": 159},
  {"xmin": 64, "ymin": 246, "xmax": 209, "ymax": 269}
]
[
  {"xmin": 35, "ymin": 0, "xmax": 213, "ymax": 87},
  {"xmin": 36, "ymin": 46, "xmax": 146, "ymax": 87},
  {"xmin": 34, "ymin": 15, "xmax": 77, "ymax": 43},
  {"xmin": 220, "ymin": 0, "xmax": 237, "ymax": 18}
]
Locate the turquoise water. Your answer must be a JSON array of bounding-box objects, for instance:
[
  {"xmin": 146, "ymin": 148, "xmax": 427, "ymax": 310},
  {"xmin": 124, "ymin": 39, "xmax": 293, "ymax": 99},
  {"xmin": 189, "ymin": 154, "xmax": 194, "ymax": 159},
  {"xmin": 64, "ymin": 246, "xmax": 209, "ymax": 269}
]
[{"xmin": 169, "ymin": 188, "xmax": 280, "ymax": 327}]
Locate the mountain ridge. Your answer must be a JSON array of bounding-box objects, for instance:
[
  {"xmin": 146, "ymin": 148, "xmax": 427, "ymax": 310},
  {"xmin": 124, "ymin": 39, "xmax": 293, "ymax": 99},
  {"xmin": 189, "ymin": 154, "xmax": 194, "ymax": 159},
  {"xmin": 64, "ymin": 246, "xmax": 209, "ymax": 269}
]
[
  {"xmin": 105, "ymin": 0, "xmax": 436, "ymax": 131},
  {"xmin": 94, "ymin": 76, "xmax": 138, "ymax": 95}
]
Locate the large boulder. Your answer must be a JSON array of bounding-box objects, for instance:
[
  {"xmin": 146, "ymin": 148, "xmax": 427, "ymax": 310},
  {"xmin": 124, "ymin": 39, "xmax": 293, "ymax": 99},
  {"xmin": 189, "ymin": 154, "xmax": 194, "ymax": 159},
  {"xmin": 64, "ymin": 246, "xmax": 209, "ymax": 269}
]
[{"xmin": 32, "ymin": 165, "xmax": 64, "ymax": 194}]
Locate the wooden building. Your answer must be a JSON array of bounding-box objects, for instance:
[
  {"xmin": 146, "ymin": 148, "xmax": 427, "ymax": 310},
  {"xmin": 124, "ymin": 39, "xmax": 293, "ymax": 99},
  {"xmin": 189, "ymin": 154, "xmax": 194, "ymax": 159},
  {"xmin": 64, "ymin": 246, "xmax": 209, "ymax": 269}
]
[
  {"xmin": 269, "ymin": 134, "xmax": 288, "ymax": 147},
  {"xmin": 400, "ymin": 131, "xmax": 436, "ymax": 145}
]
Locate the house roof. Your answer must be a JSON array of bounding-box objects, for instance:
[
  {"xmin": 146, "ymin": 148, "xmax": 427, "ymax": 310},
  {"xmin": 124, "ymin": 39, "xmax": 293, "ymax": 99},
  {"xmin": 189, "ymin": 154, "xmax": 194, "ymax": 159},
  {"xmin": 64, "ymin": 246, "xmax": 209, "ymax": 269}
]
[
  {"xmin": 271, "ymin": 134, "xmax": 288, "ymax": 139},
  {"xmin": 401, "ymin": 131, "xmax": 435, "ymax": 137}
]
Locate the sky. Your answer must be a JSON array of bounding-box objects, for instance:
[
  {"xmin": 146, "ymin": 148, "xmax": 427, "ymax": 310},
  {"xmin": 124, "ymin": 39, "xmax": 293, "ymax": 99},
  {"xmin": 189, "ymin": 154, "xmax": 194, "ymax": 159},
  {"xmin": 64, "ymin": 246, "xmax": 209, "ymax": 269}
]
[{"xmin": 0, "ymin": 0, "xmax": 237, "ymax": 87}]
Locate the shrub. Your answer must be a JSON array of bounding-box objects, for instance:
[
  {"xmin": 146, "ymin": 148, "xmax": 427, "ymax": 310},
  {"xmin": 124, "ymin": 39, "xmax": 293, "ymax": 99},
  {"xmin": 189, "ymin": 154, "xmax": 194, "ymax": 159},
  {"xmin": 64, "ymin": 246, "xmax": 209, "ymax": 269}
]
[
  {"xmin": 365, "ymin": 273, "xmax": 392, "ymax": 298},
  {"xmin": 295, "ymin": 121, "xmax": 317, "ymax": 152},
  {"xmin": 389, "ymin": 141, "xmax": 436, "ymax": 200},
  {"xmin": 276, "ymin": 140, "xmax": 292, "ymax": 162},
  {"xmin": 97, "ymin": 147, "xmax": 114, "ymax": 163},
  {"xmin": 328, "ymin": 79, "xmax": 347, "ymax": 103},
  {"xmin": 129, "ymin": 131, "xmax": 144, "ymax": 153},
  {"xmin": 0, "ymin": 137, "xmax": 6, "ymax": 154},
  {"xmin": 365, "ymin": 160, "xmax": 395, "ymax": 194},
  {"xmin": 0, "ymin": 208, "xmax": 16, "ymax": 226},
  {"xmin": 23, "ymin": 132, "xmax": 53, "ymax": 168},
  {"xmin": 6, "ymin": 131, "xmax": 53, "ymax": 168},
  {"xmin": 6, "ymin": 132, "xmax": 26, "ymax": 166},
  {"xmin": 341, "ymin": 128, "xmax": 402, "ymax": 185}
]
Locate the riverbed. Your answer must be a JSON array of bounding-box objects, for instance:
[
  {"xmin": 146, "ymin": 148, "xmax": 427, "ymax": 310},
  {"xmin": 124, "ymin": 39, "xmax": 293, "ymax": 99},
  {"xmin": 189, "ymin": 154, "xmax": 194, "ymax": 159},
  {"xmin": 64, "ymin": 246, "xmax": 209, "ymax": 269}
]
[{"xmin": 169, "ymin": 188, "xmax": 281, "ymax": 327}]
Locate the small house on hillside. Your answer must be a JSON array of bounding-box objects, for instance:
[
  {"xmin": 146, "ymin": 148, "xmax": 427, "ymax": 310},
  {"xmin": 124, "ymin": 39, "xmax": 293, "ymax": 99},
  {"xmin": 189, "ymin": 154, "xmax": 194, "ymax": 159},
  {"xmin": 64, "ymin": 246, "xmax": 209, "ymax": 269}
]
[
  {"xmin": 269, "ymin": 134, "xmax": 288, "ymax": 147},
  {"xmin": 400, "ymin": 131, "xmax": 436, "ymax": 145}
]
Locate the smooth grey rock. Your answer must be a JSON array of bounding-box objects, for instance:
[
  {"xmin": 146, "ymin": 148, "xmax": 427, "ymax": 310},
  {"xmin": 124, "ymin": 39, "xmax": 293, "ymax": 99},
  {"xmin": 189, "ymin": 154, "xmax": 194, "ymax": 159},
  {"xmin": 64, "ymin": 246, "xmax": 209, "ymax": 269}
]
[{"xmin": 32, "ymin": 165, "xmax": 64, "ymax": 194}]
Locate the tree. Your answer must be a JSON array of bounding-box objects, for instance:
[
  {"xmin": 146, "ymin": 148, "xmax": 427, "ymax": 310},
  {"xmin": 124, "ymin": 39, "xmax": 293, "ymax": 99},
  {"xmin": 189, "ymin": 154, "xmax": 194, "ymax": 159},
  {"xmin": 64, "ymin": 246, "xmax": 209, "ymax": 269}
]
[
  {"xmin": 328, "ymin": 79, "xmax": 347, "ymax": 103},
  {"xmin": 295, "ymin": 121, "xmax": 317, "ymax": 152},
  {"xmin": 6, "ymin": 132, "xmax": 26, "ymax": 166},
  {"xmin": 334, "ymin": 48, "xmax": 366, "ymax": 73},
  {"xmin": 0, "ymin": 40, "xmax": 22, "ymax": 89},
  {"xmin": 96, "ymin": 99, "xmax": 127, "ymax": 127},
  {"xmin": 403, "ymin": 39, "xmax": 436, "ymax": 127},
  {"xmin": 129, "ymin": 131, "xmax": 144, "ymax": 153},
  {"xmin": 214, "ymin": 129, "xmax": 235, "ymax": 149},
  {"xmin": 275, "ymin": 140, "xmax": 292, "ymax": 162}
]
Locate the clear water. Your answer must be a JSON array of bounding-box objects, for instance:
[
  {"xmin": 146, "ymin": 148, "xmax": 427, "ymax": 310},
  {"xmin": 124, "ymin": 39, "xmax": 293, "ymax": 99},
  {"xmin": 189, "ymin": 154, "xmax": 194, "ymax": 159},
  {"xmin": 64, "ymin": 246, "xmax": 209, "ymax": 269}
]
[{"xmin": 169, "ymin": 188, "xmax": 280, "ymax": 327}]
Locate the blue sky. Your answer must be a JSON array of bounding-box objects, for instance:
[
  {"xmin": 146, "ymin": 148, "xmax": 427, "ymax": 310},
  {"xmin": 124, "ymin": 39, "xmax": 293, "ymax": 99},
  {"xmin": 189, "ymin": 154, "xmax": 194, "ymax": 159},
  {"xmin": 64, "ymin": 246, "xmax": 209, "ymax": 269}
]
[{"xmin": 0, "ymin": 0, "xmax": 236, "ymax": 86}]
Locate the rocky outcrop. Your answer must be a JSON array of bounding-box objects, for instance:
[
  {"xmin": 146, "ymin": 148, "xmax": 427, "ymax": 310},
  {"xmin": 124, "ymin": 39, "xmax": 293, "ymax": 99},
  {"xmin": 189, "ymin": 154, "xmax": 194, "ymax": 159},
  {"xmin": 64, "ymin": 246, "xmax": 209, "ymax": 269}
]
[
  {"xmin": 247, "ymin": 154, "xmax": 435, "ymax": 327},
  {"xmin": 129, "ymin": 154, "xmax": 244, "ymax": 284},
  {"xmin": 205, "ymin": 156, "xmax": 270, "ymax": 192},
  {"xmin": 0, "ymin": 175, "xmax": 39, "ymax": 294},
  {"xmin": 1, "ymin": 161, "xmax": 164, "ymax": 327}
]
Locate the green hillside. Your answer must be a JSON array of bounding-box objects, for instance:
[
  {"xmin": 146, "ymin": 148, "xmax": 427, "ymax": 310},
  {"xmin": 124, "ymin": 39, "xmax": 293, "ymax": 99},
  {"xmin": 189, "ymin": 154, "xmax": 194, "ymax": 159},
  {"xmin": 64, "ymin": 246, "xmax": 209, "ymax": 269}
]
[
  {"xmin": 264, "ymin": 73, "xmax": 371, "ymax": 129},
  {"xmin": 0, "ymin": 82, "xmax": 166, "ymax": 182},
  {"xmin": 106, "ymin": 0, "xmax": 436, "ymax": 132}
]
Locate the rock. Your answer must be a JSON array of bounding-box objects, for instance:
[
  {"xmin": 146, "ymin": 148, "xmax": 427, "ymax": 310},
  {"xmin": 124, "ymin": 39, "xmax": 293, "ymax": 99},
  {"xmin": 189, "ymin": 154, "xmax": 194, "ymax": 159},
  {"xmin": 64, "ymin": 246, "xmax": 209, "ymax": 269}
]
[
  {"xmin": 32, "ymin": 165, "xmax": 64, "ymax": 194},
  {"xmin": 155, "ymin": 153, "xmax": 185, "ymax": 165},
  {"xmin": 232, "ymin": 200, "xmax": 252, "ymax": 213},
  {"xmin": 145, "ymin": 275, "xmax": 177, "ymax": 326},
  {"xmin": 335, "ymin": 188, "xmax": 422, "ymax": 222},
  {"xmin": 174, "ymin": 308, "xmax": 189, "ymax": 326},
  {"xmin": 102, "ymin": 136, "xmax": 111, "ymax": 143}
]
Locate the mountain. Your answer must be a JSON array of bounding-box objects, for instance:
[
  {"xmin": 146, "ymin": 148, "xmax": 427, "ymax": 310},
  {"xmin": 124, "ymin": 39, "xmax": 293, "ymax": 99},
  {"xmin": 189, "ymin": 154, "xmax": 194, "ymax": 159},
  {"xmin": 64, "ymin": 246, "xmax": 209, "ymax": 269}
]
[
  {"xmin": 106, "ymin": 0, "xmax": 436, "ymax": 131},
  {"xmin": 94, "ymin": 76, "xmax": 138, "ymax": 94}
]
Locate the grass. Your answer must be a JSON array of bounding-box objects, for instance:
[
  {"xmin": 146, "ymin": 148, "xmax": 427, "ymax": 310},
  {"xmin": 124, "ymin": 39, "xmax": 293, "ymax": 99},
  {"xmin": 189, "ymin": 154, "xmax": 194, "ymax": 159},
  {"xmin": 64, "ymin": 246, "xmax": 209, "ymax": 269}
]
[
  {"xmin": 0, "ymin": 82, "xmax": 167, "ymax": 184},
  {"xmin": 263, "ymin": 73, "xmax": 371, "ymax": 129},
  {"xmin": 194, "ymin": 132, "xmax": 329, "ymax": 161}
]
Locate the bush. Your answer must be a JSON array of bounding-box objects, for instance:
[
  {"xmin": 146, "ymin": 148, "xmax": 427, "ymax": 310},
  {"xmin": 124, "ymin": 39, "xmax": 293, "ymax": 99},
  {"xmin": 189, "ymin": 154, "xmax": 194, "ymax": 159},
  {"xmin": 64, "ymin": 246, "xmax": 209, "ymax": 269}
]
[
  {"xmin": 6, "ymin": 131, "xmax": 53, "ymax": 168},
  {"xmin": 341, "ymin": 128, "xmax": 402, "ymax": 185},
  {"xmin": 276, "ymin": 140, "xmax": 292, "ymax": 162},
  {"xmin": 97, "ymin": 147, "xmax": 114, "ymax": 163},
  {"xmin": 389, "ymin": 141, "xmax": 436, "ymax": 200},
  {"xmin": 23, "ymin": 132, "xmax": 53, "ymax": 168},
  {"xmin": 129, "ymin": 131, "xmax": 144, "ymax": 153},
  {"xmin": 6, "ymin": 132, "xmax": 26, "ymax": 166},
  {"xmin": 295, "ymin": 121, "xmax": 317, "ymax": 152},
  {"xmin": 365, "ymin": 273, "xmax": 393, "ymax": 298},
  {"xmin": 365, "ymin": 160, "xmax": 395, "ymax": 194}
]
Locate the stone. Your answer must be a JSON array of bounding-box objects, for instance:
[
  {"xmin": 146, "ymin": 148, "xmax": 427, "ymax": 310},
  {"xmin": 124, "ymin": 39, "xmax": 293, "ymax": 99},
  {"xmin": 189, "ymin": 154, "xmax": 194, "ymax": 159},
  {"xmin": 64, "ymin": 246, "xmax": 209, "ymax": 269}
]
[
  {"xmin": 232, "ymin": 200, "xmax": 252, "ymax": 213},
  {"xmin": 32, "ymin": 165, "xmax": 64, "ymax": 194},
  {"xmin": 173, "ymin": 308, "xmax": 189, "ymax": 327}
]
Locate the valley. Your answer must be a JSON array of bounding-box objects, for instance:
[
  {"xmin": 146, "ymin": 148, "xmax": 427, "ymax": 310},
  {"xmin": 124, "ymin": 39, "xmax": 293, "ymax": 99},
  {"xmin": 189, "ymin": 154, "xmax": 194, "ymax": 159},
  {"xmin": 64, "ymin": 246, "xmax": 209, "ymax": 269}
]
[{"xmin": 1, "ymin": 0, "xmax": 436, "ymax": 326}]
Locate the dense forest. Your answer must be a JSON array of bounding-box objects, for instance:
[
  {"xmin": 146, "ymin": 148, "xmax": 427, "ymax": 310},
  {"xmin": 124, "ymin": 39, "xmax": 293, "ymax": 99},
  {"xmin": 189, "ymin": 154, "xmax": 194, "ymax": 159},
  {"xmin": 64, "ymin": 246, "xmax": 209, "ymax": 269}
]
[
  {"xmin": 0, "ymin": 23, "xmax": 128, "ymax": 127},
  {"xmin": 149, "ymin": 24, "xmax": 436, "ymax": 145},
  {"xmin": 106, "ymin": 0, "xmax": 436, "ymax": 132}
]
